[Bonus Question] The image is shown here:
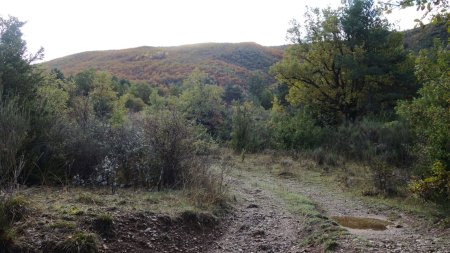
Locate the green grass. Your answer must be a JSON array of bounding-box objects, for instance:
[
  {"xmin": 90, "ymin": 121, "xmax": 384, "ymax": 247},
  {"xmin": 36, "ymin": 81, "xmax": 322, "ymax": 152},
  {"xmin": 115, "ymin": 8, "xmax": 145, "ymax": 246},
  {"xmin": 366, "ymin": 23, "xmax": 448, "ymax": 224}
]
[
  {"xmin": 268, "ymin": 184, "xmax": 345, "ymax": 251},
  {"xmin": 59, "ymin": 231, "xmax": 98, "ymax": 253}
]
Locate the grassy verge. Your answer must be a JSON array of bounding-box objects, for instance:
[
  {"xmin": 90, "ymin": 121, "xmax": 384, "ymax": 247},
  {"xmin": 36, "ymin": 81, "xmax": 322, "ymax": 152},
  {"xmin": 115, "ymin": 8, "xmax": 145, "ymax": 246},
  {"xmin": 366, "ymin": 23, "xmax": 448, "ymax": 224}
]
[
  {"xmin": 2, "ymin": 186, "xmax": 226, "ymax": 252},
  {"xmin": 257, "ymin": 180, "xmax": 346, "ymax": 252}
]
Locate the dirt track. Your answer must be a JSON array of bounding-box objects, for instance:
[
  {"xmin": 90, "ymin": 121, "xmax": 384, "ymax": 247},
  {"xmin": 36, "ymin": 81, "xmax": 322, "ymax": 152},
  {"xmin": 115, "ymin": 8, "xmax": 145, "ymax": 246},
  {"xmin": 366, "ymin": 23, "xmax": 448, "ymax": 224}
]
[{"xmin": 210, "ymin": 166, "xmax": 450, "ymax": 253}]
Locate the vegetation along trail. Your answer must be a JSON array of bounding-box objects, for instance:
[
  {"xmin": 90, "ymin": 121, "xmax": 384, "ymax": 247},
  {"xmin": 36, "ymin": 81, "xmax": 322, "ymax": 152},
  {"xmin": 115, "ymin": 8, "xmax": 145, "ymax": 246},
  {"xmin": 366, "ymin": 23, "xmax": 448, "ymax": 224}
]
[{"xmin": 211, "ymin": 153, "xmax": 450, "ymax": 253}]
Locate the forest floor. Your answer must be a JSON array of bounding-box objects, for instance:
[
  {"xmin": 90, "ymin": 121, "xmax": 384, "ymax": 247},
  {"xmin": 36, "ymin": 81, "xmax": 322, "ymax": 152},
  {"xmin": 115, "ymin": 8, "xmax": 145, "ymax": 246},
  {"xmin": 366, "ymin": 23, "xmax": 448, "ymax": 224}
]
[{"xmin": 6, "ymin": 151, "xmax": 450, "ymax": 253}]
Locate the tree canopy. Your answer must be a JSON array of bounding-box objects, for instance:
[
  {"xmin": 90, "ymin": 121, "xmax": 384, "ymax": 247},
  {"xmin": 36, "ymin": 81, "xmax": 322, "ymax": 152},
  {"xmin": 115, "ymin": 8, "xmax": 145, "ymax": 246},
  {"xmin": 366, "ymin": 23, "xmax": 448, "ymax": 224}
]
[{"xmin": 271, "ymin": 0, "xmax": 416, "ymax": 124}]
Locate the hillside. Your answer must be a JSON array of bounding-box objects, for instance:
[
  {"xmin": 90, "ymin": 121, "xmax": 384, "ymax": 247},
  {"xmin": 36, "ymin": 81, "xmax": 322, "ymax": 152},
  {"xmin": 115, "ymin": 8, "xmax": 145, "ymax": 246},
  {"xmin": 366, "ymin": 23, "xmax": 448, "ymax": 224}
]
[
  {"xmin": 43, "ymin": 42, "xmax": 284, "ymax": 87},
  {"xmin": 403, "ymin": 21, "xmax": 448, "ymax": 52}
]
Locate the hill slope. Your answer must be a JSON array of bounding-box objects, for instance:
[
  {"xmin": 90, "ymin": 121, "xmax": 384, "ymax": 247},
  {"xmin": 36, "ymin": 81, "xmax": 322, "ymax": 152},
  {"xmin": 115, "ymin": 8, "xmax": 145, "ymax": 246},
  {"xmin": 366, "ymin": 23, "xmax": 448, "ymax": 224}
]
[
  {"xmin": 43, "ymin": 42, "xmax": 284, "ymax": 87},
  {"xmin": 403, "ymin": 21, "xmax": 448, "ymax": 52}
]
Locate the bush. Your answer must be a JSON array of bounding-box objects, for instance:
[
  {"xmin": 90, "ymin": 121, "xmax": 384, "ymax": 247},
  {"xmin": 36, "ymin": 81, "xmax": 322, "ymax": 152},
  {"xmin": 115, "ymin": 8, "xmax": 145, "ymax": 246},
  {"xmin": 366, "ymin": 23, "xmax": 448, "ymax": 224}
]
[
  {"xmin": 184, "ymin": 159, "xmax": 229, "ymax": 207},
  {"xmin": 0, "ymin": 195, "xmax": 30, "ymax": 224},
  {"xmin": 231, "ymin": 102, "xmax": 272, "ymax": 153},
  {"xmin": 328, "ymin": 119, "xmax": 413, "ymax": 168},
  {"xmin": 143, "ymin": 110, "xmax": 195, "ymax": 190},
  {"xmin": 0, "ymin": 95, "xmax": 29, "ymax": 189},
  {"xmin": 0, "ymin": 195, "xmax": 29, "ymax": 253},
  {"xmin": 272, "ymin": 108, "xmax": 325, "ymax": 150},
  {"xmin": 410, "ymin": 161, "xmax": 450, "ymax": 203}
]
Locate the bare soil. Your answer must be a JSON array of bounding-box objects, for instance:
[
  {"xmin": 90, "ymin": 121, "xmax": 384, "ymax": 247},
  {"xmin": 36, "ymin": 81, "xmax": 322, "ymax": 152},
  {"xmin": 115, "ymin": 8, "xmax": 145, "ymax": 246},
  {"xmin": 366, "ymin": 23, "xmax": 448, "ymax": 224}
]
[{"xmin": 210, "ymin": 156, "xmax": 450, "ymax": 253}]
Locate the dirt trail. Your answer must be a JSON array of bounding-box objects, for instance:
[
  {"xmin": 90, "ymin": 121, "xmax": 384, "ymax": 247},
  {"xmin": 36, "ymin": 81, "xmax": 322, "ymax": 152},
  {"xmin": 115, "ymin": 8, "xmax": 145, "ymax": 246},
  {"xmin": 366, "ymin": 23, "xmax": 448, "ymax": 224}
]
[
  {"xmin": 279, "ymin": 175, "xmax": 450, "ymax": 253},
  {"xmin": 211, "ymin": 167, "xmax": 450, "ymax": 253},
  {"xmin": 211, "ymin": 175, "xmax": 304, "ymax": 253}
]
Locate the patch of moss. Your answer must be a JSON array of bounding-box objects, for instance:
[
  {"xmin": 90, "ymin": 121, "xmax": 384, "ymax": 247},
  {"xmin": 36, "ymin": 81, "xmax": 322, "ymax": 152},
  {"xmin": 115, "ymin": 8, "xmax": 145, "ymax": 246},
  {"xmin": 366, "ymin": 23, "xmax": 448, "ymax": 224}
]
[
  {"xmin": 68, "ymin": 206, "xmax": 84, "ymax": 216},
  {"xmin": 50, "ymin": 220, "xmax": 76, "ymax": 230}
]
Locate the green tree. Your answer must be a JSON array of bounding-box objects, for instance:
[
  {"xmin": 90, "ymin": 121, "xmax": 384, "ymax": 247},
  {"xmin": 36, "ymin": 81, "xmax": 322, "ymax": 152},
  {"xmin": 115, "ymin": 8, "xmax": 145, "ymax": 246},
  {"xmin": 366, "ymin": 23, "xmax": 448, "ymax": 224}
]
[
  {"xmin": 271, "ymin": 1, "xmax": 415, "ymax": 124},
  {"xmin": 222, "ymin": 84, "xmax": 243, "ymax": 104},
  {"xmin": 130, "ymin": 83, "xmax": 152, "ymax": 104},
  {"xmin": 0, "ymin": 16, "xmax": 43, "ymax": 102},
  {"xmin": 73, "ymin": 69, "xmax": 96, "ymax": 96},
  {"xmin": 178, "ymin": 70, "xmax": 226, "ymax": 138},
  {"xmin": 231, "ymin": 101, "xmax": 271, "ymax": 152},
  {"xmin": 90, "ymin": 71, "xmax": 117, "ymax": 119},
  {"xmin": 397, "ymin": 40, "xmax": 450, "ymax": 170}
]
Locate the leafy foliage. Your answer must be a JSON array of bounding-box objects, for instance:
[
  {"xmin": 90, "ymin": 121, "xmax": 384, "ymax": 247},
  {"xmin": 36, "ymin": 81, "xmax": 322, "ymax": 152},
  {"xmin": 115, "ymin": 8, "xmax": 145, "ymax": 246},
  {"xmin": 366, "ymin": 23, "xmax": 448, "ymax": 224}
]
[
  {"xmin": 0, "ymin": 17, "xmax": 43, "ymax": 101},
  {"xmin": 271, "ymin": 1, "xmax": 416, "ymax": 124},
  {"xmin": 410, "ymin": 161, "xmax": 450, "ymax": 203},
  {"xmin": 397, "ymin": 40, "xmax": 450, "ymax": 170},
  {"xmin": 231, "ymin": 102, "xmax": 271, "ymax": 152}
]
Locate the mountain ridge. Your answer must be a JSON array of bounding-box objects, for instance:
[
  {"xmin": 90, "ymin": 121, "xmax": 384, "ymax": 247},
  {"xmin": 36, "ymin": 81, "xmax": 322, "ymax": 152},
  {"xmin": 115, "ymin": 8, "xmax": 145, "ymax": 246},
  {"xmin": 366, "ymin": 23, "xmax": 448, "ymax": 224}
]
[{"xmin": 43, "ymin": 42, "xmax": 284, "ymax": 87}]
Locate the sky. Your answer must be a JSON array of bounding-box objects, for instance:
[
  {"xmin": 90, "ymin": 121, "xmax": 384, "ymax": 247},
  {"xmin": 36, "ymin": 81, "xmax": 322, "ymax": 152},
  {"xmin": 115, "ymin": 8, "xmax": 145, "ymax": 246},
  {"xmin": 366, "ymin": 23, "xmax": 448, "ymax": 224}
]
[{"xmin": 1, "ymin": 0, "xmax": 420, "ymax": 61}]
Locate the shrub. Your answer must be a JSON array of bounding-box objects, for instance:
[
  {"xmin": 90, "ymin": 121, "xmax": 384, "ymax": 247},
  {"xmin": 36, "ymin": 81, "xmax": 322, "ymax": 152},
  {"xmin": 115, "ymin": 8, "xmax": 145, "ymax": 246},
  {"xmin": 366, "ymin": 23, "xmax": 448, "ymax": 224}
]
[
  {"xmin": 410, "ymin": 161, "xmax": 450, "ymax": 203},
  {"xmin": 0, "ymin": 195, "xmax": 29, "ymax": 253},
  {"xmin": 328, "ymin": 119, "xmax": 414, "ymax": 168},
  {"xmin": 143, "ymin": 110, "xmax": 194, "ymax": 190},
  {"xmin": 272, "ymin": 107, "xmax": 325, "ymax": 151},
  {"xmin": 231, "ymin": 101, "xmax": 272, "ymax": 153},
  {"xmin": 307, "ymin": 148, "xmax": 340, "ymax": 167},
  {"xmin": 0, "ymin": 195, "xmax": 30, "ymax": 224},
  {"xmin": 0, "ymin": 95, "xmax": 29, "ymax": 189},
  {"xmin": 184, "ymin": 159, "xmax": 229, "ymax": 208}
]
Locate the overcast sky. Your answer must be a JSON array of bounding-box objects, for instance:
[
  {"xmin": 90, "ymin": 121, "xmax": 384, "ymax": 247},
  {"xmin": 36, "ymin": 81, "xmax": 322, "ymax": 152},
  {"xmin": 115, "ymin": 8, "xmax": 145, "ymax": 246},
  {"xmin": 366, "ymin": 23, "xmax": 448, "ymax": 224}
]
[{"xmin": 1, "ymin": 0, "xmax": 419, "ymax": 61}]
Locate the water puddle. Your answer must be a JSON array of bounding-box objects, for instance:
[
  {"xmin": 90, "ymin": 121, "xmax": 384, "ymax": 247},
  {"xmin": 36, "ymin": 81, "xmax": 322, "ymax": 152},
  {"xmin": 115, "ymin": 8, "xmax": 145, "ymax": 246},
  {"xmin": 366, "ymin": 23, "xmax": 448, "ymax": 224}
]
[{"xmin": 331, "ymin": 216, "xmax": 392, "ymax": 231}]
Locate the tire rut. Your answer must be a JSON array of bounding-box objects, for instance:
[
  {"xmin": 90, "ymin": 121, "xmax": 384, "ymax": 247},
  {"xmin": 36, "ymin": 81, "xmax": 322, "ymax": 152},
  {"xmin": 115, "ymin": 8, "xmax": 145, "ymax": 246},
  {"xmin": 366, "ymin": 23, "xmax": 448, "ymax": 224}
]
[
  {"xmin": 210, "ymin": 159, "xmax": 449, "ymax": 253},
  {"xmin": 212, "ymin": 176, "xmax": 304, "ymax": 253}
]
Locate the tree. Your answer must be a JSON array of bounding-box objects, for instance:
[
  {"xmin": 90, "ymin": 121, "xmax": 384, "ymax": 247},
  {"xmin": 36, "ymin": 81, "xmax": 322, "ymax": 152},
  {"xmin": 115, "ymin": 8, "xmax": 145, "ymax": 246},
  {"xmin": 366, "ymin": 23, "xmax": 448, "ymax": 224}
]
[
  {"xmin": 271, "ymin": 1, "xmax": 415, "ymax": 124},
  {"xmin": 222, "ymin": 84, "xmax": 243, "ymax": 104},
  {"xmin": 382, "ymin": 0, "xmax": 449, "ymax": 23},
  {"xmin": 90, "ymin": 71, "xmax": 117, "ymax": 119},
  {"xmin": 130, "ymin": 83, "xmax": 152, "ymax": 104},
  {"xmin": 178, "ymin": 69, "xmax": 226, "ymax": 138},
  {"xmin": 397, "ymin": 40, "xmax": 450, "ymax": 170},
  {"xmin": 231, "ymin": 102, "xmax": 271, "ymax": 152},
  {"xmin": 0, "ymin": 16, "xmax": 43, "ymax": 102}
]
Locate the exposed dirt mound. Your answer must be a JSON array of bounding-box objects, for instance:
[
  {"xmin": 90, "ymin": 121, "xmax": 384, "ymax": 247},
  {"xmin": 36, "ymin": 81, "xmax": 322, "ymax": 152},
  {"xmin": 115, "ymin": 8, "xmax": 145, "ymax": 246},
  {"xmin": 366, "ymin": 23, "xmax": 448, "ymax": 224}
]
[
  {"xmin": 104, "ymin": 212, "xmax": 222, "ymax": 253},
  {"xmin": 14, "ymin": 211, "xmax": 224, "ymax": 253}
]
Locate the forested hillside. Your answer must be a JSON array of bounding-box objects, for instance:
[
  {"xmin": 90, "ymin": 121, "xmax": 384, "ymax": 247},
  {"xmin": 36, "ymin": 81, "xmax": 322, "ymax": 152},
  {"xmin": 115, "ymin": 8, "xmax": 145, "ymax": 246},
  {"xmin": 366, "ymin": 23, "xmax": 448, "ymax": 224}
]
[{"xmin": 43, "ymin": 43, "xmax": 283, "ymax": 87}]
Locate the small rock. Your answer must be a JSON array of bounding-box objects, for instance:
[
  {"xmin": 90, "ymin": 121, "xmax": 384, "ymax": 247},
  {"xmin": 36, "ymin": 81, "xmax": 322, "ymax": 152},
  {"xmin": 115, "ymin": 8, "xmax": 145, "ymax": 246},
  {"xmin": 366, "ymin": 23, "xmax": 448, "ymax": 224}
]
[{"xmin": 247, "ymin": 204, "xmax": 259, "ymax": 208}]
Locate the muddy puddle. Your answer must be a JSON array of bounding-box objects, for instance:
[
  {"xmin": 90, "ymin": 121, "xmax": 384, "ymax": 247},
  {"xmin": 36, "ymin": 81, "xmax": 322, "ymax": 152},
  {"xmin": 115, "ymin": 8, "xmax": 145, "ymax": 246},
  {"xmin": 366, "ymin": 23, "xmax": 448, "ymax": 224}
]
[{"xmin": 331, "ymin": 216, "xmax": 392, "ymax": 231}]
